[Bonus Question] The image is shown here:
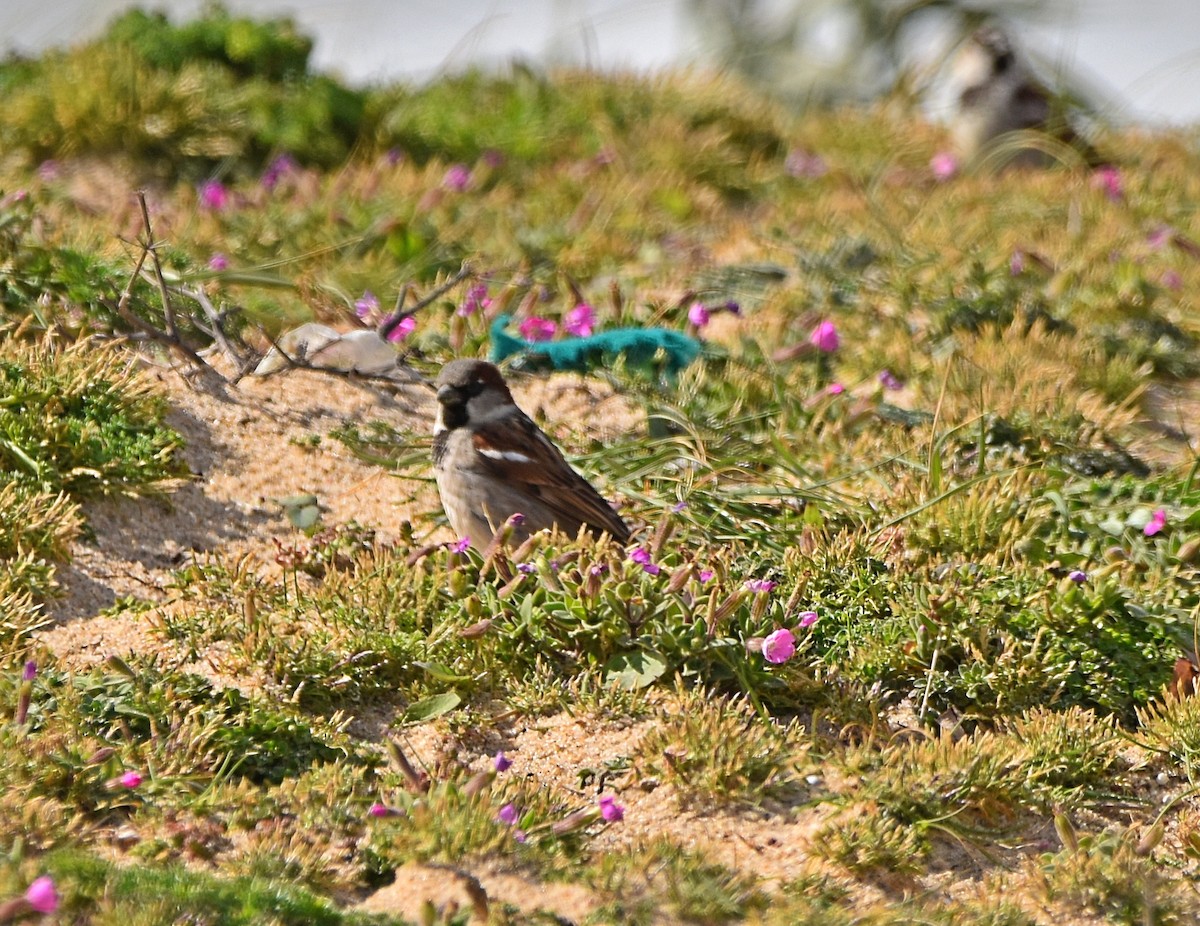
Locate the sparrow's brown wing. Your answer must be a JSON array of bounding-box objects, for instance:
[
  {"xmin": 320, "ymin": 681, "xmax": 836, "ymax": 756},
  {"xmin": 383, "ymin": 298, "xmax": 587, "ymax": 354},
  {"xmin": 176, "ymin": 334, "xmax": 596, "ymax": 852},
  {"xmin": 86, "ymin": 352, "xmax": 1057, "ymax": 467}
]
[{"xmin": 468, "ymin": 409, "xmax": 630, "ymax": 543}]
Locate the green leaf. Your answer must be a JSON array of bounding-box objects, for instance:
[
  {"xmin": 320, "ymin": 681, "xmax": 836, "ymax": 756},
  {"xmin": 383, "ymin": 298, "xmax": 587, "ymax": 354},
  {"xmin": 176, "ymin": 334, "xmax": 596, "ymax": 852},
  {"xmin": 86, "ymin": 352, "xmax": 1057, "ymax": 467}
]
[
  {"xmin": 604, "ymin": 651, "xmax": 668, "ymax": 690},
  {"xmin": 402, "ymin": 691, "xmax": 461, "ymax": 724}
]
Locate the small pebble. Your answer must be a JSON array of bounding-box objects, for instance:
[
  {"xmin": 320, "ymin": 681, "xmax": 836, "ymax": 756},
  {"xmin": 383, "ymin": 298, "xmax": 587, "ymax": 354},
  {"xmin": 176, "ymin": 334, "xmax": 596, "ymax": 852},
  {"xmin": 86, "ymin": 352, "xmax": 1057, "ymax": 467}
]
[
  {"xmin": 1157, "ymin": 772, "xmax": 1170, "ymax": 785},
  {"xmin": 805, "ymin": 775, "xmax": 823, "ymax": 786}
]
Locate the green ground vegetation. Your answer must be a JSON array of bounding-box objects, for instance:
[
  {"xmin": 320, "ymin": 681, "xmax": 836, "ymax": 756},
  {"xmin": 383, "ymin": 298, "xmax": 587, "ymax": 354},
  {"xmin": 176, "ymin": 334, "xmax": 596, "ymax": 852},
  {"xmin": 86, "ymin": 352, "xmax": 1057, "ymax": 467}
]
[{"xmin": 1, "ymin": 5, "xmax": 1199, "ymax": 924}]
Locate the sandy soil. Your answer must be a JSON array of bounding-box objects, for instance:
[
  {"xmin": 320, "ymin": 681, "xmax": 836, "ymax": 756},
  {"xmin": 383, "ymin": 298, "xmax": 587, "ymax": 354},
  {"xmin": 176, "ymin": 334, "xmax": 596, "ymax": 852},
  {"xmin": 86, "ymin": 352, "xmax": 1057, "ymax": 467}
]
[{"xmin": 30, "ymin": 350, "xmax": 1198, "ymax": 925}]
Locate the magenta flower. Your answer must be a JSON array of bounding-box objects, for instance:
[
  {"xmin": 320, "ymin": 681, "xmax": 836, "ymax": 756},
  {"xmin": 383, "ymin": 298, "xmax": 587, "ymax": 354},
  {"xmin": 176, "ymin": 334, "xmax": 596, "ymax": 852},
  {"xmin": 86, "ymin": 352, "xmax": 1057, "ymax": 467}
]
[
  {"xmin": 386, "ymin": 148, "xmax": 404, "ymax": 166},
  {"xmin": 762, "ymin": 628, "xmax": 796, "ymax": 664},
  {"xmin": 385, "ymin": 316, "xmax": 417, "ymax": 343},
  {"xmin": 443, "ymin": 164, "xmax": 472, "ymax": 191},
  {"xmin": 450, "ymin": 537, "xmax": 471, "ymax": 554},
  {"xmin": 722, "ymin": 300, "xmax": 742, "ymax": 316},
  {"xmin": 119, "ymin": 770, "xmax": 143, "ymax": 789},
  {"xmin": 1092, "ymin": 166, "xmax": 1123, "ymax": 201},
  {"xmin": 930, "ymin": 151, "xmax": 959, "ymax": 181},
  {"xmin": 198, "ymin": 180, "xmax": 229, "ymax": 210},
  {"xmin": 1147, "ymin": 225, "xmax": 1172, "ymax": 249},
  {"xmin": 809, "ymin": 320, "xmax": 839, "ymax": 353},
  {"xmin": 22, "ymin": 660, "xmax": 36, "ymax": 682},
  {"xmin": 687, "ymin": 302, "xmax": 711, "ymax": 328},
  {"xmin": 518, "ymin": 316, "xmax": 557, "ymax": 342},
  {"xmin": 1068, "ymin": 570, "xmax": 1088, "ymax": 584},
  {"xmin": 458, "ymin": 283, "xmax": 490, "ymax": 317},
  {"xmin": 671, "ymin": 501, "xmax": 687, "ymax": 513},
  {"xmin": 785, "ymin": 149, "xmax": 828, "ymax": 179},
  {"xmin": 355, "ymin": 291, "xmax": 380, "ymax": 320},
  {"xmin": 24, "ymin": 876, "xmax": 58, "ymax": 914},
  {"xmin": 494, "ymin": 751, "xmax": 512, "ymax": 772},
  {"xmin": 368, "ymin": 802, "xmax": 390, "ymax": 818},
  {"xmin": 36, "ymin": 160, "xmax": 61, "ymax": 182},
  {"xmin": 878, "ymin": 369, "xmax": 903, "ymax": 391},
  {"xmin": 1010, "ymin": 250, "xmax": 1026, "ymax": 275},
  {"xmin": 516, "ymin": 563, "xmax": 537, "ymax": 575},
  {"xmin": 498, "ymin": 803, "xmax": 519, "ymax": 825},
  {"xmin": 598, "ymin": 794, "xmax": 625, "ymax": 822},
  {"xmin": 825, "ymin": 382, "xmax": 845, "ymax": 396},
  {"xmin": 262, "ymin": 153, "xmax": 298, "ymax": 190},
  {"xmin": 697, "ymin": 569, "xmax": 714, "ymax": 583},
  {"xmin": 745, "ymin": 579, "xmax": 776, "ymax": 594},
  {"xmin": 1144, "ymin": 509, "xmax": 1168, "ymax": 537},
  {"xmin": 1162, "ymin": 270, "xmax": 1183, "ymax": 291},
  {"xmin": 208, "ymin": 253, "xmax": 229, "ymax": 271},
  {"xmin": 564, "ymin": 303, "xmax": 596, "ymax": 337},
  {"xmin": 481, "ymin": 149, "xmax": 505, "ymax": 168},
  {"xmin": 797, "ymin": 611, "xmax": 819, "ymax": 629},
  {"xmin": 514, "ymin": 829, "xmax": 528, "ymax": 843},
  {"xmin": 629, "ymin": 548, "xmax": 662, "ymax": 575}
]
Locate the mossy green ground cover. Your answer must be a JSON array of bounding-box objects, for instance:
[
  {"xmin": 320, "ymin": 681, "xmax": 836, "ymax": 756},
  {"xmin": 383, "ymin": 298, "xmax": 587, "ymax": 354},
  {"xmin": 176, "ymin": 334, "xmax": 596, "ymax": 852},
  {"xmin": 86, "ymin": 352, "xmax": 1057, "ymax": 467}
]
[{"xmin": 0, "ymin": 6, "xmax": 1199, "ymax": 924}]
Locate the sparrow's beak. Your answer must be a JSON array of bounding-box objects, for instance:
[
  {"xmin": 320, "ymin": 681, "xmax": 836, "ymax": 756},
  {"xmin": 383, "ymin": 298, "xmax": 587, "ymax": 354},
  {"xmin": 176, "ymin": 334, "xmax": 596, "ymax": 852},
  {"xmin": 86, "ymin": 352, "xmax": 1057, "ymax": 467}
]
[{"xmin": 436, "ymin": 384, "xmax": 460, "ymax": 406}]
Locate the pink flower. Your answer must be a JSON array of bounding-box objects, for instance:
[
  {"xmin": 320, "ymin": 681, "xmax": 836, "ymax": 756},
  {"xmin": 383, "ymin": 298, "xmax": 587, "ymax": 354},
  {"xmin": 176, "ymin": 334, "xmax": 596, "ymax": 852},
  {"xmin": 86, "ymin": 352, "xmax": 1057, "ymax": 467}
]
[
  {"xmin": 119, "ymin": 770, "xmax": 143, "ymax": 789},
  {"xmin": 368, "ymin": 802, "xmax": 390, "ymax": 818},
  {"xmin": 1068, "ymin": 570, "xmax": 1088, "ymax": 584},
  {"xmin": 809, "ymin": 320, "xmax": 839, "ymax": 353},
  {"xmin": 762, "ymin": 628, "xmax": 796, "ymax": 664},
  {"xmin": 22, "ymin": 660, "xmax": 36, "ymax": 682},
  {"xmin": 1144, "ymin": 509, "xmax": 1168, "ymax": 536},
  {"xmin": 458, "ymin": 283, "xmax": 490, "ymax": 317},
  {"xmin": 443, "ymin": 164, "xmax": 472, "ymax": 191},
  {"xmin": 785, "ymin": 149, "xmax": 828, "ymax": 179},
  {"xmin": 25, "ymin": 876, "xmax": 58, "ymax": 914},
  {"xmin": 354, "ymin": 291, "xmax": 380, "ymax": 320},
  {"xmin": 745, "ymin": 579, "xmax": 776, "ymax": 594},
  {"xmin": 518, "ymin": 316, "xmax": 557, "ymax": 342},
  {"xmin": 493, "ymin": 751, "xmax": 512, "ymax": 772},
  {"xmin": 1092, "ymin": 166, "xmax": 1123, "ymax": 201},
  {"xmin": 386, "ymin": 148, "xmax": 404, "ymax": 166},
  {"xmin": 198, "ymin": 180, "xmax": 229, "ymax": 210},
  {"xmin": 629, "ymin": 547, "xmax": 661, "ymax": 576},
  {"xmin": 514, "ymin": 829, "xmax": 528, "ymax": 843},
  {"xmin": 481, "ymin": 149, "xmax": 505, "ymax": 168},
  {"xmin": 825, "ymin": 382, "xmax": 845, "ymax": 396},
  {"xmin": 797, "ymin": 611, "xmax": 819, "ymax": 629},
  {"xmin": 1162, "ymin": 270, "xmax": 1183, "ymax": 291},
  {"xmin": 930, "ymin": 151, "xmax": 959, "ymax": 181},
  {"xmin": 687, "ymin": 302, "xmax": 711, "ymax": 328},
  {"xmin": 598, "ymin": 794, "xmax": 625, "ymax": 822},
  {"xmin": 497, "ymin": 802, "xmax": 519, "ymax": 825},
  {"xmin": 385, "ymin": 316, "xmax": 417, "ymax": 343},
  {"xmin": 1147, "ymin": 225, "xmax": 1172, "ymax": 249},
  {"xmin": 208, "ymin": 253, "xmax": 229, "ymax": 271},
  {"xmin": 1010, "ymin": 250, "xmax": 1026, "ymax": 275},
  {"xmin": 697, "ymin": 569, "xmax": 714, "ymax": 583},
  {"xmin": 450, "ymin": 537, "xmax": 471, "ymax": 554},
  {"xmin": 36, "ymin": 160, "xmax": 61, "ymax": 182},
  {"xmin": 262, "ymin": 153, "xmax": 298, "ymax": 190},
  {"xmin": 878, "ymin": 369, "xmax": 903, "ymax": 391},
  {"xmin": 564, "ymin": 303, "xmax": 596, "ymax": 337}
]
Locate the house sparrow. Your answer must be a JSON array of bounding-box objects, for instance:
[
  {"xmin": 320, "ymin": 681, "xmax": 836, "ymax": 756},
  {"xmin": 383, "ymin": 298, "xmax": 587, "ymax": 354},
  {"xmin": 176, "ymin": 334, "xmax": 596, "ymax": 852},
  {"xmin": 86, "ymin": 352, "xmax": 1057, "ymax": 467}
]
[
  {"xmin": 432, "ymin": 359, "xmax": 631, "ymax": 548},
  {"xmin": 948, "ymin": 25, "xmax": 1094, "ymax": 166}
]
